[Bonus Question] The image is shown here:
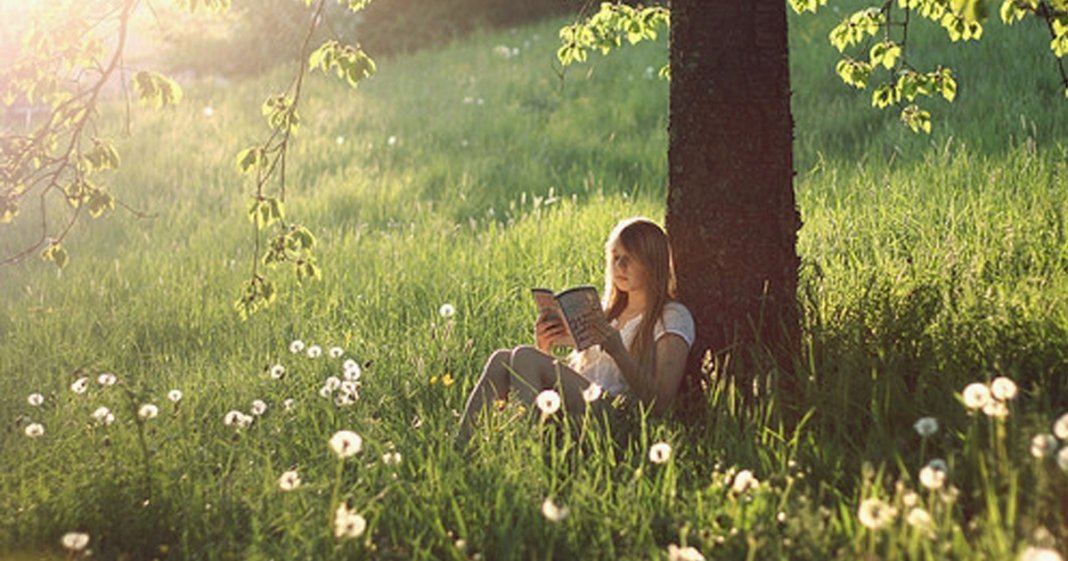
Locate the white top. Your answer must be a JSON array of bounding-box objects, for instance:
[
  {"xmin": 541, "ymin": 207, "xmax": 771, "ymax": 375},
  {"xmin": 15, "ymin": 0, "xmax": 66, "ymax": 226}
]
[{"xmin": 576, "ymin": 301, "xmax": 695, "ymax": 397}]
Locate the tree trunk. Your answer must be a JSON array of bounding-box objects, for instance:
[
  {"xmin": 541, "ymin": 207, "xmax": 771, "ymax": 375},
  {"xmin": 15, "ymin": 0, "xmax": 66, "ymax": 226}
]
[{"xmin": 665, "ymin": 0, "xmax": 801, "ymax": 408}]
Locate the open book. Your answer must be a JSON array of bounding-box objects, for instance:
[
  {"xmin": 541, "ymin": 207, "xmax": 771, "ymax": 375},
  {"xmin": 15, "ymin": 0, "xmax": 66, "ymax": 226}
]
[{"xmin": 531, "ymin": 285, "xmax": 610, "ymax": 351}]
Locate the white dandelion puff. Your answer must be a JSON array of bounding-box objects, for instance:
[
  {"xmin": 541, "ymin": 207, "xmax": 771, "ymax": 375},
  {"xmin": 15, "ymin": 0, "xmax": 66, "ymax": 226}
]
[
  {"xmin": 333, "ymin": 504, "xmax": 367, "ymax": 539},
  {"xmin": 289, "ymin": 340, "xmax": 305, "ymax": 354},
  {"xmin": 540, "ymin": 497, "xmax": 569, "ymax": 522},
  {"xmin": 325, "ymin": 376, "xmax": 342, "ymax": 391},
  {"xmin": 382, "ymin": 451, "xmax": 402, "ymax": 465},
  {"xmin": 535, "ymin": 389, "xmax": 561, "ymax": 416},
  {"xmin": 138, "ymin": 404, "xmax": 158, "ymax": 420},
  {"xmin": 97, "ymin": 372, "xmax": 117, "ymax": 386},
  {"xmin": 270, "ymin": 364, "xmax": 286, "ymax": 379},
  {"xmin": 913, "ymin": 417, "xmax": 939, "ymax": 438},
  {"xmin": 250, "ymin": 399, "xmax": 267, "ymax": 416},
  {"xmin": 335, "ymin": 135, "xmax": 345, "ymax": 145},
  {"xmin": 306, "ymin": 345, "xmax": 322, "ymax": 359},
  {"xmin": 61, "ymin": 532, "xmax": 90, "ymax": 551},
  {"xmin": 902, "ymin": 491, "xmax": 919, "ymax": 507},
  {"xmin": 27, "ymin": 393, "xmax": 44, "ymax": 406},
  {"xmin": 667, "ymin": 544, "xmax": 706, "ymax": 561},
  {"xmin": 334, "ymin": 393, "xmax": 357, "ymax": 407},
  {"xmin": 340, "ymin": 380, "xmax": 359, "ymax": 395},
  {"xmin": 1019, "ymin": 547, "xmax": 1065, "ymax": 561},
  {"xmin": 919, "ymin": 459, "xmax": 948, "ymax": 491},
  {"xmin": 24, "ymin": 423, "xmax": 44, "ymax": 438},
  {"xmin": 223, "ymin": 410, "xmax": 252, "ymax": 428},
  {"xmin": 983, "ymin": 398, "xmax": 1009, "ymax": 419},
  {"xmin": 70, "ymin": 377, "xmax": 90, "ymax": 394},
  {"xmin": 329, "ymin": 346, "xmax": 345, "ymax": 359},
  {"xmin": 329, "ymin": 430, "xmax": 362, "ymax": 459},
  {"xmin": 1032, "ymin": 434, "xmax": 1058, "ymax": 458},
  {"xmin": 343, "ymin": 360, "xmax": 362, "ymax": 380},
  {"xmin": 283, "ymin": 398, "xmax": 295, "ymax": 410},
  {"xmin": 1052, "ymin": 412, "xmax": 1068, "ymax": 440},
  {"xmin": 167, "ymin": 389, "xmax": 183, "ymax": 403},
  {"xmin": 202, "ymin": 106, "xmax": 214, "ymax": 118},
  {"xmin": 387, "ymin": 135, "xmax": 397, "ymax": 147},
  {"xmin": 990, "ymin": 376, "xmax": 1018, "ymax": 401},
  {"xmin": 581, "ymin": 383, "xmax": 602, "ymax": 403},
  {"xmin": 319, "ymin": 385, "xmax": 334, "ymax": 398},
  {"xmin": 92, "ymin": 407, "xmax": 114, "ymax": 425},
  {"xmin": 857, "ymin": 497, "xmax": 897, "ymax": 530},
  {"xmin": 906, "ymin": 507, "xmax": 933, "ymax": 530},
  {"xmin": 731, "ymin": 469, "xmax": 759, "ymax": 494},
  {"xmin": 439, "ymin": 303, "xmax": 456, "ymax": 318},
  {"xmin": 1058, "ymin": 447, "xmax": 1068, "ymax": 472},
  {"xmin": 278, "ymin": 470, "xmax": 301, "ymax": 491},
  {"xmin": 962, "ymin": 382, "xmax": 991, "ymax": 410},
  {"xmin": 648, "ymin": 442, "xmax": 672, "ymax": 464}
]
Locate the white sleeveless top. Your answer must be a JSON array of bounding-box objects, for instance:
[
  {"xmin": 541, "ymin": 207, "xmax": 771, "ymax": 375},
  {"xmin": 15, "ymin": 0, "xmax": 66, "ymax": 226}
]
[{"xmin": 575, "ymin": 301, "xmax": 695, "ymax": 397}]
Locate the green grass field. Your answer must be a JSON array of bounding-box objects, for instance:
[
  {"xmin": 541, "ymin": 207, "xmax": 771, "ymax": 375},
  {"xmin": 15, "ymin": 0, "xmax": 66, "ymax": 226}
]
[{"xmin": 2, "ymin": 6, "xmax": 1068, "ymax": 560}]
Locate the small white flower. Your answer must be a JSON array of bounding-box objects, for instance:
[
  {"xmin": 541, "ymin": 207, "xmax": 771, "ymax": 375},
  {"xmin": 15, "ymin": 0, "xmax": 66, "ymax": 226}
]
[
  {"xmin": 278, "ymin": 470, "xmax": 301, "ymax": 491},
  {"xmin": 329, "ymin": 430, "xmax": 363, "ymax": 459},
  {"xmin": 97, "ymin": 372, "xmax": 117, "ymax": 386},
  {"xmin": 667, "ymin": 544, "xmax": 706, "ymax": 561},
  {"xmin": 1020, "ymin": 546, "xmax": 1065, "ymax": 561},
  {"xmin": 250, "ymin": 399, "xmax": 267, "ymax": 416},
  {"xmin": 329, "ymin": 346, "xmax": 345, "ymax": 358},
  {"xmin": 382, "ymin": 451, "xmax": 402, "ymax": 465},
  {"xmin": 325, "ymin": 376, "xmax": 341, "ymax": 391},
  {"xmin": 61, "ymin": 532, "xmax": 90, "ymax": 551},
  {"xmin": 223, "ymin": 410, "xmax": 252, "ymax": 428},
  {"xmin": 902, "ymin": 491, "xmax": 919, "ymax": 507},
  {"xmin": 334, "ymin": 393, "xmax": 357, "ymax": 407},
  {"xmin": 1058, "ymin": 447, "xmax": 1068, "ymax": 472},
  {"xmin": 167, "ymin": 389, "xmax": 183, "ymax": 403},
  {"xmin": 1053, "ymin": 412, "xmax": 1068, "ymax": 440},
  {"xmin": 340, "ymin": 380, "xmax": 359, "ymax": 395},
  {"xmin": 319, "ymin": 385, "xmax": 334, "ymax": 398},
  {"xmin": 70, "ymin": 377, "xmax": 90, "ymax": 394},
  {"xmin": 983, "ymin": 398, "xmax": 1009, "ymax": 419},
  {"xmin": 387, "ymin": 135, "xmax": 397, "ymax": 147},
  {"xmin": 24, "ymin": 423, "xmax": 44, "ymax": 438},
  {"xmin": 270, "ymin": 364, "xmax": 286, "ymax": 379},
  {"xmin": 343, "ymin": 359, "xmax": 362, "ymax": 380},
  {"xmin": 92, "ymin": 407, "xmax": 114, "ymax": 425},
  {"xmin": 731, "ymin": 469, "xmax": 759, "ymax": 494},
  {"xmin": 581, "ymin": 383, "xmax": 602, "ymax": 403},
  {"xmin": 283, "ymin": 398, "xmax": 295, "ymax": 411},
  {"xmin": 334, "ymin": 504, "xmax": 367, "ymax": 539},
  {"xmin": 648, "ymin": 442, "xmax": 672, "ymax": 464},
  {"xmin": 906, "ymin": 507, "xmax": 933, "ymax": 530},
  {"xmin": 138, "ymin": 404, "xmax": 158, "ymax": 420},
  {"xmin": 289, "ymin": 340, "xmax": 305, "ymax": 354},
  {"xmin": 535, "ymin": 389, "xmax": 561, "ymax": 416},
  {"xmin": 990, "ymin": 377, "xmax": 1018, "ymax": 400},
  {"xmin": 961, "ymin": 382, "xmax": 991, "ymax": 410},
  {"xmin": 27, "ymin": 393, "xmax": 44, "ymax": 406},
  {"xmin": 857, "ymin": 497, "xmax": 897, "ymax": 530},
  {"xmin": 540, "ymin": 497, "xmax": 569, "ymax": 522},
  {"xmin": 439, "ymin": 303, "xmax": 456, "ymax": 318},
  {"xmin": 306, "ymin": 345, "xmax": 322, "ymax": 359},
  {"xmin": 1031, "ymin": 434, "xmax": 1058, "ymax": 458},
  {"xmin": 919, "ymin": 459, "xmax": 948, "ymax": 491},
  {"xmin": 913, "ymin": 417, "xmax": 939, "ymax": 438}
]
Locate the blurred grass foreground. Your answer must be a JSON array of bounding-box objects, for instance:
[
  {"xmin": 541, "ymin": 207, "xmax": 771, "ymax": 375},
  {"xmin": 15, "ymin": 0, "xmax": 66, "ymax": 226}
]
[{"xmin": 2, "ymin": 1, "xmax": 1068, "ymax": 560}]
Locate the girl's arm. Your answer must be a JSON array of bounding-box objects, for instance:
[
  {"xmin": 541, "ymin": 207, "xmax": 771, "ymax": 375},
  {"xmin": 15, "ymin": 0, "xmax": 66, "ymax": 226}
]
[{"xmin": 600, "ymin": 331, "xmax": 689, "ymax": 414}]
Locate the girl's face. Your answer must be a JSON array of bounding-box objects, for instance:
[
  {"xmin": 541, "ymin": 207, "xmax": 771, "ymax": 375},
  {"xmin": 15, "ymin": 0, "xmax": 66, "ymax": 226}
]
[{"xmin": 610, "ymin": 241, "xmax": 649, "ymax": 295}]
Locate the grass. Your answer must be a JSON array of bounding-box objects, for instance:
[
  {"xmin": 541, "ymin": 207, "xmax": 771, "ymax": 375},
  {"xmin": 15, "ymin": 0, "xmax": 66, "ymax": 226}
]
[{"xmin": 2, "ymin": 6, "xmax": 1068, "ymax": 561}]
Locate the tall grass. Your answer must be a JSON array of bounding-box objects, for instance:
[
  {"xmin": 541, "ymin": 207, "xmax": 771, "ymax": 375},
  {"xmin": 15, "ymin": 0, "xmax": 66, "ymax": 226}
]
[{"xmin": 1, "ymin": 8, "xmax": 1067, "ymax": 561}]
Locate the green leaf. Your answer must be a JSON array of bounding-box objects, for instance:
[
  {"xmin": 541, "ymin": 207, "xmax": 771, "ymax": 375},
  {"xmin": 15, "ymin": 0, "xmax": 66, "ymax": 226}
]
[
  {"xmin": 900, "ymin": 105, "xmax": 933, "ymax": 133},
  {"xmin": 81, "ymin": 139, "xmax": 121, "ymax": 174},
  {"xmin": 872, "ymin": 84, "xmax": 897, "ymax": 108},
  {"xmin": 86, "ymin": 188, "xmax": 115, "ymax": 218},
  {"xmin": 339, "ymin": 0, "xmax": 372, "ymax": 11},
  {"xmin": 235, "ymin": 147, "xmax": 266, "ymax": 175},
  {"xmin": 131, "ymin": 71, "xmax": 183, "ymax": 109},
  {"xmin": 789, "ymin": 0, "xmax": 828, "ymax": 14},
  {"xmin": 41, "ymin": 242, "xmax": 68, "ymax": 269}
]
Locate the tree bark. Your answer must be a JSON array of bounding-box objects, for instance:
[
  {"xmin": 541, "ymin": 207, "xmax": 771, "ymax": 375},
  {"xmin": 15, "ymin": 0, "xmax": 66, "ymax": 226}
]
[{"xmin": 666, "ymin": 0, "xmax": 801, "ymax": 408}]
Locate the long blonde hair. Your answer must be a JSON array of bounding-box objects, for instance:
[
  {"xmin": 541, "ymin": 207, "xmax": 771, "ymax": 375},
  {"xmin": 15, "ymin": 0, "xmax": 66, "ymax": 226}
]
[{"xmin": 573, "ymin": 217, "xmax": 677, "ymax": 370}]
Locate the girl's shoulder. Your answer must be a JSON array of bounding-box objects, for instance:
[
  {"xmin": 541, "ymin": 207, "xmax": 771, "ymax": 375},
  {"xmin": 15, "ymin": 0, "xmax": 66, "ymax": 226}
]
[
  {"xmin": 661, "ymin": 300, "xmax": 694, "ymax": 321},
  {"xmin": 655, "ymin": 300, "xmax": 696, "ymax": 345}
]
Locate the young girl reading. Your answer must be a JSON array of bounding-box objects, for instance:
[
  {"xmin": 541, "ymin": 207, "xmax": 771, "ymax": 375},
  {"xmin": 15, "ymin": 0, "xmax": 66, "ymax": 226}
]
[{"xmin": 456, "ymin": 217, "xmax": 696, "ymax": 445}]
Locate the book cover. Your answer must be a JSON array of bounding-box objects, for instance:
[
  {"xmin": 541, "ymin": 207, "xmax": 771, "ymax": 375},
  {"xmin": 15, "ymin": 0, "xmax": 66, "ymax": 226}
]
[{"xmin": 531, "ymin": 285, "xmax": 609, "ymax": 351}]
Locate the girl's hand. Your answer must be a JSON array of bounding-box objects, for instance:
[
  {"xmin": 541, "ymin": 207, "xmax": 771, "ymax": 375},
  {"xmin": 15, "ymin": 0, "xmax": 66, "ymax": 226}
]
[
  {"xmin": 535, "ymin": 313, "xmax": 571, "ymax": 352},
  {"xmin": 591, "ymin": 321, "xmax": 625, "ymax": 357}
]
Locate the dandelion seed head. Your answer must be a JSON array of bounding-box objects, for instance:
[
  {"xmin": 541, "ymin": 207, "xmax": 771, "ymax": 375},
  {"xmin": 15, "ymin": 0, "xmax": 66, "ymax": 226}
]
[
  {"xmin": 919, "ymin": 459, "xmax": 948, "ymax": 491},
  {"xmin": 857, "ymin": 497, "xmax": 897, "ymax": 530},
  {"xmin": 648, "ymin": 442, "xmax": 672, "ymax": 464},
  {"xmin": 325, "ymin": 376, "xmax": 341, "ymax": 391},
  {"xmin": 535, "ymin": 389, "xmax": 561, "ymax": 416},
  {"xmin": 902, "ymin": 491, "xmax": 919, "ymax": 507},
  {"xmin": 27, "ymin": 393, "xmax": 44, "ymax": 406},
  {"xmin": 335, "ymin": 135, "xmax": 345, "ymax": 145},
  {"xmin": 92, "ymin": 406, "xmax": 114, "ymax": 425},
  {"xmin": 202, "ymin": 106, "xmax": 214, "ymax": 118},
  {"xmin": 731, "ymin": 469, "xmax": 759, "ymax": 494},
  {"xmin": 333, "ymin": 504, "xmax": 366, "ymax": 539},
  {"xmin": 138, "ymin": 404, "xmax": 158, "ymax": 420},
  {"xmin": 382, "ymin": 451, "xmax": 402, "ymax": 465},
  {"xmin": 329, "ymin": 430, "xmax": 362, "ymax": 459},
  {"xmin": 343, "ymin": 359, "xmax": 361, "ymax": 380},
  {"xmin": 250, "ymin": 399, "xmax": 267, "ymax": 416},
  {"xmin": 1058, "ymin": 447, "xmax": 1068, "ymax": 473},
  {"xmin": 913, "ymin": 416, "xmax": 939, "ymax": 438},
  {"xmin": 1031, "ymin": 434, "xmax": 1058, "ymax": 459},
  {"xmin": 223, "ymin": 410, "xmax": 252, "ymax": 428},
  {"xmin": 61, "ymin": 532, "xmax": 90, "ymax": 551},
  {"xmin": 270, "ymin": 364, "xmax": 286, "ymax": 379},
  {"xmin": 167, "ymin": 389, "xmax": 183, "ymax": 403},
  {"xmin": 289, "ymin": 340, "xmax": 305, "ymax": 354},
  {"xmin": 71, "ymin": 377, "xmax": 90, "ymax": 394},
  {"xmin": 582, "ymin": 383, "xmax": 602, "ymax": 403},
  {"xmin": 983, "ymin": 398, "xmax": 1009, "ymax": 419},
  {"xmin": 906, "ymin": 507, "xmax": 933, "ymax": 530},
  {"xmin": 334, "ymin": 393, "xmax": 357, "ymax": 407},
  {"xmin": 24, "ymin": 422, "xmax": 44, "ymax": 438},
  {"xmin": 318, "ymin": 385, "xmax": 333, "ymax": 398},
  {"xmin": 97, "ymin": 373, "xmax": 117, "ymax": 386},
  {"xmin": 962, "ymin": 382, "xmax": 991, "ymax": 410},
  {"xmin": 540, "ymin": 497, "xmax": 569, "ymax": 522},
  {"xmin": 667, "ymin": 544, "xmax": 706, "ymax": 561},
  {"xmin": 329, "ymin": 346, "xmax": 345, "ymax": 358},
  {"xmin": 278, "ymin": 470, "xmax": 301, "ymax": 491},
  {"xmin": 1053, "ymin": 412, "xmax": 1068, "ymax": 440},
  {"xmin": 306, "ymin": 345, "xmax": 322, "ymax": 359},
  {"xmin": 283, "ymin": 398, "xmax": 295, "ymax": 410},
  {"xmin": 1019, "ymin": 546, "xmax": 1065, "ymax": 561},
  {"xmin": 990, "ymin": 376, "xmax": 1018, "ymax": 400},
  {"xmin": 439, "ymin": 303, "xmax": 456, "ymax": 318}
]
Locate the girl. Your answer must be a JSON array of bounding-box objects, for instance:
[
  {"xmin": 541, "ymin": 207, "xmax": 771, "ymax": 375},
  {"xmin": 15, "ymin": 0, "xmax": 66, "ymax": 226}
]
[{"xmin": 456, "ymin": 217, "xmax": 695, "ymax": 445}]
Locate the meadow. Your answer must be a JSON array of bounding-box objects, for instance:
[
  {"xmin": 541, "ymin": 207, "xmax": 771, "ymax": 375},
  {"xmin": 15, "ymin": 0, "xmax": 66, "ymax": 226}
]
[{"xmin": 2, "ymin": 5, "xmax": 1068, "ymax": 560}]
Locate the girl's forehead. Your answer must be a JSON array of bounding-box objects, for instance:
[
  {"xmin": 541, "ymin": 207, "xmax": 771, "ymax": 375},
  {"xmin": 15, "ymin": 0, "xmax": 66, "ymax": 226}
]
[{"xmin": 609, "ymin": 240, "xmax": 630, "ymax": 254}]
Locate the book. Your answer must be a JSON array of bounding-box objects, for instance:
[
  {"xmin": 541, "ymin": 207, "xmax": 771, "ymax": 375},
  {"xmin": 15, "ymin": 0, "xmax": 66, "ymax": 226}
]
[{"xmin": 531, "ymin": 285, "xmax": 610, "ymax": 351}]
